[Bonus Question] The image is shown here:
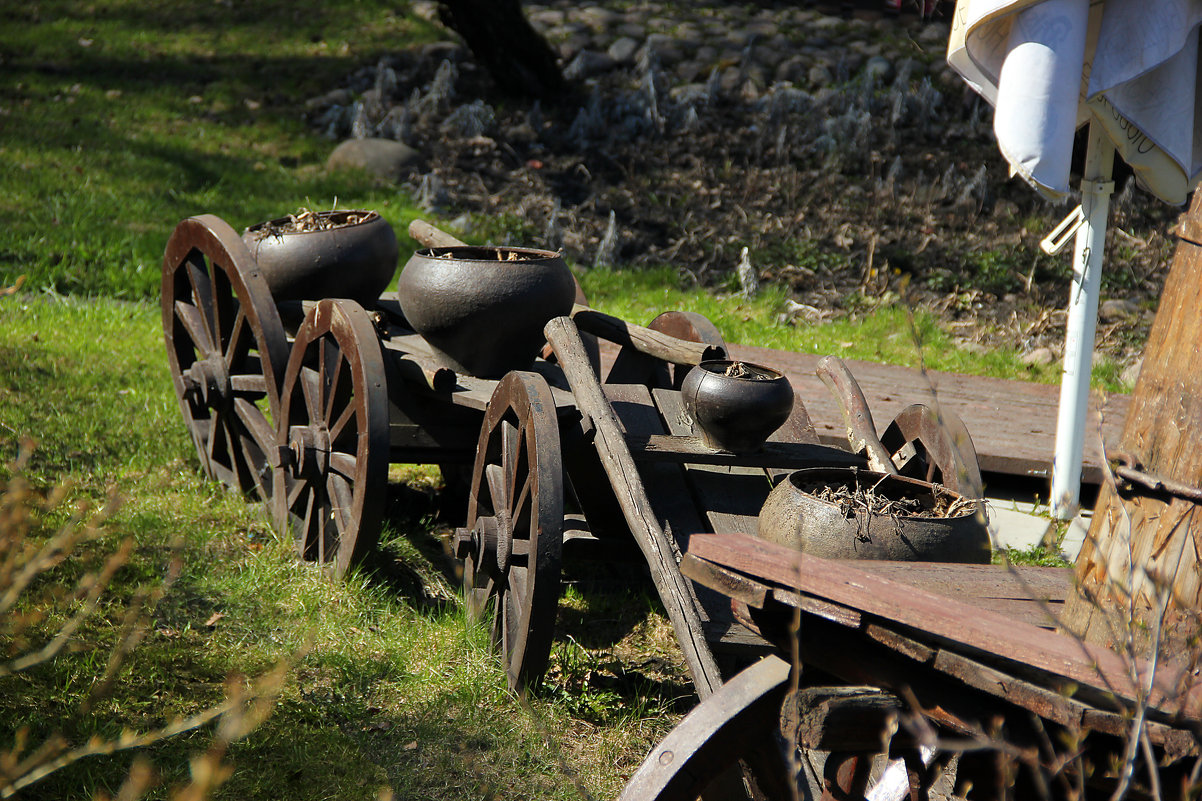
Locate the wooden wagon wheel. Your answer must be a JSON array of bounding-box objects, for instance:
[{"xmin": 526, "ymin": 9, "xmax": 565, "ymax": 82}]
[
  {"xmin": 618, "ymin": 655, "xmax": 794, "ymax": 801},
  {"xmin": 458, "ymin": 371, "xmax": 563, "ymax": 690},
  {"xmin": 880, "ymin": 403, "xmax": 984, "ymax": 499},
  {"xmin": 161, "ymin": 214, "xmax": 288, "ymax": 500},
  {"xmin": 273, "ymin": 299, "xmax": 389, "ymax": 578}
]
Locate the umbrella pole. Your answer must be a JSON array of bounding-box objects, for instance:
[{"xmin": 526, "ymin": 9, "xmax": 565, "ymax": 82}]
[{"xmin": 1050, "ymin": 123, "xmax": 1115, "ymax": 520}]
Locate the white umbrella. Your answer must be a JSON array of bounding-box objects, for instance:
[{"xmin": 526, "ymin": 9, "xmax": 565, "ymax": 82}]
[{"xmin": 948, "ymin": 0, "xmax": 1202, "ymax": 517}]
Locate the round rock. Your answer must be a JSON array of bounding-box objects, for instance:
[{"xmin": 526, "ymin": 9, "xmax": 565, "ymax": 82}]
[{"xmin": 326, "ymin": 138, "xmax": 422, "ymax": 181}]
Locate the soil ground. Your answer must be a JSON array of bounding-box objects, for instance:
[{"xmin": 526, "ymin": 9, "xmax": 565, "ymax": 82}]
[{"xmin": 310, "ymin": 1, "xmax": 1185, "ymax": 374}]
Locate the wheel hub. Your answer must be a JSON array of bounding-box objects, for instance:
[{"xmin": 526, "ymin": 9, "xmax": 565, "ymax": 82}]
[
  {"xmin": 287, "ymin": 425, "xmax": 330, "ymax": 479},
  {"xmin": 181, "ymin": 354, "xmax": 232, "ymax": 409},
  {"xmin": 462, "ymin": 511, "xmax": 513, "ymax": 580}
]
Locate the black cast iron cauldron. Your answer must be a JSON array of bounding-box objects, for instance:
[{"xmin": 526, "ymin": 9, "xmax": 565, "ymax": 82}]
[
  {"xmin": 242, "ymin": 210, "xmax": 398, "ymax": 307},
  {"xmin": 396, "ymin": 246, "xmax": 576, "ymax": 378},
  {"xmin": 680, "ymin": 360, "xmax": 794, "ymax": 452}
]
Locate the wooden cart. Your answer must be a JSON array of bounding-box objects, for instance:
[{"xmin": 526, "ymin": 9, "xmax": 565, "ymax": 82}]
[
  {"xmin": 617, "ymin": 531, "xmax": 1201, "ymax": 800},
  {"xmin": 159, "ymin": 213, "xmax": 984, "ymax": 701}
]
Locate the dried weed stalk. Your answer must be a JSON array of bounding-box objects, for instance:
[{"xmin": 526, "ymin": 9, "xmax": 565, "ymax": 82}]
[{"xmin": 0, "ymin": 443, "xmax": 285, "ymax": 799}]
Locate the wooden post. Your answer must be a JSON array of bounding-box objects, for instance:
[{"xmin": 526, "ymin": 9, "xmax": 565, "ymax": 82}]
[{"xmin": 1061, "ymin": 192, "xmax": 1202, "ymax": 653}]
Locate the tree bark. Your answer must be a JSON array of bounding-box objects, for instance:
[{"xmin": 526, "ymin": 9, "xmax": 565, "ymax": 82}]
[
  {"xmin": 1061, "ymin": 191, "xmax": 1202, "ymax": 656},
  {"xmin": 437, "ymin": 0, "xmax": 566, "ymax": 100}
]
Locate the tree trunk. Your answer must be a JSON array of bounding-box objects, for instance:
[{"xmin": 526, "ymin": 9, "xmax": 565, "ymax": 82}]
[
  {"xmin": 438, "ymin": 0, "xmax": 566, "ymax": 100},
  {"xmin": 1061, "ymin": 191, "xmax": 1202, "ymax": 656}
]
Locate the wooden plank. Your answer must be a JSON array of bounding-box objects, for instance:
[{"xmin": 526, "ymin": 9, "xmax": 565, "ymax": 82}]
[
  {"xmin": 594, "ymin": 335, "xmax": 1129, "ymax": 484},
  {"xmin": 859, "ymin": 562, "xmax": 1070, "ymax": 603},
  {"xmin": 686, "ymin": 532, "xmax": 1201, "ymax": 719},
  {"xmin": 679, "ymin": 552, "xmax": 768, "ymax": 609},
  {"xmin": 652, "ymin": 387, "xmax": 773, "ymax": 536},
  {"xmin": 627, "ymin": 434, "xmax": 863, "ymax": 470},
  {"xmin": 727, "ymin": 343, "xmax": 1128, "ymax": 484},
  {"xmin": 606, "ymin": 385, "xmax": 767, "ymax": 659},
  {"xmin": 859, "ymin": 562, "xmax": 1069, "ymax": 628},
  {"xmin": 545, "ymin": 317, "xmax": 724, "ymax": 698},
  {"xmin": 932, "ymin": 648, "xmax": 1088, "ymax": 730},
  {"xmin": 865, "ymin": 623, "xmax": 936, "ymax": 664},
  {"xmin": 602, "ymin": 384, "xmax": 709, "ymax": 551}
]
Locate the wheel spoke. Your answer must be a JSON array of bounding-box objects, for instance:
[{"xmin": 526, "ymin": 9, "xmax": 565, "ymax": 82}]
[
  {"xmin": 327, "ymin": 473, "xmax": 354, "ymax": 533},
  {"xmin": 174, "ymin": 300, "xmax": 214, "ymax": 355},
  {"xmin": 328, "ymin": 401, "xmax": 356, "ymax": 444},
  {"xmin": 300, "ymin": 487, "xmax": 317, "ymax": 559},
  {"xmin": 230, "ymin": 372, "xmax": 268, "ymax": 395},
  {"xmin": 323, "ymin": 345, "xmax": 345, "ymax": 426},
  {"xmin": 233, "ymin": 397, "xmax": 274, "ymax": 452},
  {"xmin": 329, "ymin": 451, "xmax": 357, "ymax": 481},
  {"xmin": 501, "ymin": 420, "xmax": 519, "ymax": 504},
  {"xmin": 204, "ymin": 414, "xmax": 222, "ymax": 463},
  {"xmin": 286, "ymin": 473, "xmax": 308, "ymax": 509},
  {"xmin": 300, "ymin": 368, "xmax": 322, "ymax": 424},
  {"xmin": 185, "ymin": 258, "xmax": 215, "ymax": 338},
  {"xmin": 484, "ymin": 463, "xmax": 506, "ymax": 517},
  {"xmin": 510, "ymin": 470, "xmax": 533, "ymax": 528},
  {"xmin": 224, "ymin": 306, "xmax": 250, "ymax": 369}
]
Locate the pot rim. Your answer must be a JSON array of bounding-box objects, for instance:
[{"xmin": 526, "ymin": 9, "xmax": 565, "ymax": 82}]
[
  {"xmin": 782, "ymin": 467, "xmax": 979, "ymax": 519},
  {"xmin": 414, "ymin": 245, "xmax": 565, "ymax": 264},
  {"xmin": 694, "ymin": 359, "xmax": 786, "ymax": 382},
  {"xmin": 244, "ymin": 209, "xmax": 382, "ymax": 239}
]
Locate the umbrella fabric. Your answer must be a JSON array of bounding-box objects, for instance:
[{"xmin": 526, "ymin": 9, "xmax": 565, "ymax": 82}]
[{"xmin": 948, "ymin": 0, "xmax": 1202, "ymax": 204}]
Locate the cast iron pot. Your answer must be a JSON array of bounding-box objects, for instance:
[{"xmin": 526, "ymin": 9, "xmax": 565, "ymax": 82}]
[
  {"xmin": 757, "ymin": 467, "xmax": 990, "ymax": 563},
  {"xmin": 242, "ymin": 210, "xmax": 398, "ymax": 307},
  {"xmin": 680, "ymin": 360, "xmax": 794, "ymax": 452},
  {"xmin": 396, "ymin": 246, "xmax": 576, "ymax": 378}
]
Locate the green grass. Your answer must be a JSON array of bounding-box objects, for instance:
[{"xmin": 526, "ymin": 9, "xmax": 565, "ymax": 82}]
[
  {"xmin": 576, "ymin": 265, "xmax": 1098, "ymax": 388},
  {"xmin": 1, "ymin": 0, "xmax": 435, "ymax": 298},
  {"xmin": 0, "ymin": 298, "xmax": 671, "ymax": 800}
]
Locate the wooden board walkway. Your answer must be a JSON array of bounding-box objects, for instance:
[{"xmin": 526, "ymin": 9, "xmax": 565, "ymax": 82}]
[{"xmin": 596, "ymin": 340, "xmax": 1128, "ymax": 485}]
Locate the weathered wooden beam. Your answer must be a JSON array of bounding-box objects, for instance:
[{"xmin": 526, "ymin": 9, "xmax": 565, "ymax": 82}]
[
  {"xmin": 570, "ymin": 305, "xmax": 724, "ymax": 366},
  {"xmin": 544, "ymin": 315, "xmax": 724, "ymax": 698}
]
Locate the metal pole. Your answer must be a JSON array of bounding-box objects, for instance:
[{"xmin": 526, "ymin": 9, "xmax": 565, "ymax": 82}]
[{"xmin": 1050, "ymin": 123, "xmax": 1115, "ymax": 519}]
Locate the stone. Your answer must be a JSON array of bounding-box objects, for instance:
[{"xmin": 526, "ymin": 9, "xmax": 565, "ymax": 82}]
[
  {"xmin": 1099, "ymin": 298, "xmax": 1140, "ymax": 322},
  {"xmin": 563, "ymin": 50, "xmax": 617, "ymax": 80},
  {"xmin": 1121, "ymin": 358, "xmax": 1143, "ymax": 387},
  {"xmin": 776, "ymin": 55, "xmax": 808, "ymax": 84},
  {"xmin": 808, "ymin": 64, "xmax": 834, "ymax": 88},
  {"xmin": 326, "ymin": 138, "xmax": 422, "ymax": 181},
  {"xmin": 607, "ymin": 36, "xmax": 640, "ymax": 64},
  {"xmin": 1021, "ymin": 346, "xmax": 1057, "ymax": 366},
  {"xmin": 863, "ymin": 55, "xmax": 895, "ymax": 83},
  {"xmin": 674, "ymin": 60, "xmax": 704, "ymax": 84},
  {"xmin": 305, "ymin": 88, "xmax": 352, "ymax": 110},
  {"xmin": 527, "ymin": 8, "xmax": 564, "ymax": 28},
  {"xmin": 617, "ymin": 22, "xmax": 645, "ymax": 39},
  {"xmin": 919, "ymin": 22, "xmax": 948, "ymax": 44},
  {"xmin": 986, "ymin": 504, "xmax": 1054, "ymax": 552},
  {"xmin": 576, "ymin": 6, "xmax": 619, "ymax": 30}
]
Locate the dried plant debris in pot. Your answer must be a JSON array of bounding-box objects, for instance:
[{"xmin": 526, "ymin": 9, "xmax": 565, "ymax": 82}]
[
  {"xmin": 722, "ymin": 361, "xmax": 776, "ymax": 380},
  {"xmin": 798, "ymin": 472, "xmax": 980, "ymax": 520},
  {"xmin": 248, "ymin": 208, "xmax": 375, "ymax": 239},
  {"xmin": 432, "ymin": 247, "xmax": 532, "ymax": 261}
]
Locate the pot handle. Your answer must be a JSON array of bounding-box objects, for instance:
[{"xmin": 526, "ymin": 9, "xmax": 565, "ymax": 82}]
[{"xmin": 816, "ymin": 355, "xmax": 897, "ymax": 475}]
